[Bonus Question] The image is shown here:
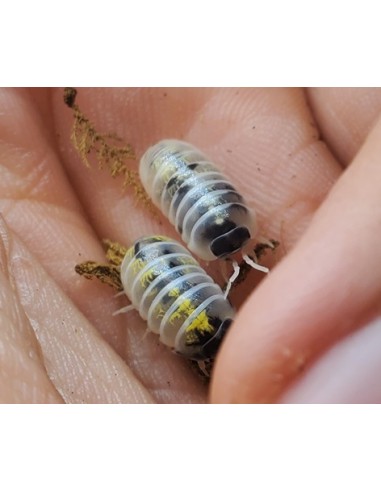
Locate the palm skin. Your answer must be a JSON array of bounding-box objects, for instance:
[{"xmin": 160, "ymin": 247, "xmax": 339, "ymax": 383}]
[{"xmin": 1, "ymin": 88, "xmax": 380, "ymax": 403}]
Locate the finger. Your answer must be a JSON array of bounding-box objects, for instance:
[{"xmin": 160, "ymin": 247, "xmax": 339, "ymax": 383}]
[
  {"xmin": 279, "ymin": 317, "xmax": 381, "ymax": 403},
  {"xmin": 307, "ymin": 88, "xmax": 381, "ymax": 166},
  {"xmin": 0, "ymin": 216, "xmax": 154, "ymax": 403},
  {"xmin": 0, "ymin": 88, "xmax": 207, "ymax": 402},
  {"xmin": 0, "ymin": 87, "xmax": 125, "ymax": 348},
  {"xmin": 0, "ymin": 225, "xmax": 62, "ymax": 403},
  {"xmin": 211, "ymin": 114, "xmax": 381, "ymax": 403}
]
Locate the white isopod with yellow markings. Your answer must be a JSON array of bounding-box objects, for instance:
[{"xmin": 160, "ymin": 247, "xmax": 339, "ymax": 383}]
[
  {"xmin": 120, "ymin": 235, "xmax": 234, "ymax": 360},
  {"xmin": 140, "ymin": 139, "xmax": 258, "ymax": 262}
]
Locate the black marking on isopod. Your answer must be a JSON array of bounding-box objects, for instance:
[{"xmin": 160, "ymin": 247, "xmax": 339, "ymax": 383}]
[
  {"xmin": 187, "ymin": 162, "xmax": 199, "ymax": 170},
  {"xmin": 210, "ymin": 226, "xmax": 251, "ymax": 258},
  {"xmin": 196, "ymin": 318, "xmax": 233, "ymax": 359}
]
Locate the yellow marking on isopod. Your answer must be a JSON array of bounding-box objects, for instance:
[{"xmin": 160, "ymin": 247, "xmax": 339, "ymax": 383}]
[
  {"xmin": 151, "ymin": 235, "xmax": 172, "ymax": 242},
  {"xmin": 179, "ymin": 256, "xmax": 198, "ymax": 266},
  {"xmin": 140, "ymin": 268, "xmax": 157, "ymax": 287},
  {"xmin": 168, "ymin": 287, "xmax": 181, "ymax": 298},
  {"xmin": 155, "ymin": 304, "xmax": 166, "ymax": 319},
  {"xmin": 125, "ymin": 246, "xmax": 135, "ymax": 259},
  {"xmin": 131, "ymin": 258, "xmax": 146, "ymax": 274},
  {"xmin": 162, "ymin": 164, "xmax": 177, "ymax": 182},
  {"xmin": 151, "ymin": 157, "xmax": 163, "ymax": 172},
  {"xmin": 185, "ymin": 310, "xmax": 214, "ymax": 344},
  {"xmin": 169, "ymin": 298, "xmax": 196, "ymax": 323}
]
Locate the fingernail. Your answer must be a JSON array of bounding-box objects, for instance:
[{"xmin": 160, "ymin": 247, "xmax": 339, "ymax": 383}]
[{"xmin": 280, "ymin": 317, "xmax": 381, "ymax": 403}]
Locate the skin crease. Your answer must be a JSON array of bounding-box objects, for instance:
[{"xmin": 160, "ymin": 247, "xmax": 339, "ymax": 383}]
[{"xmin": 0, "ymin": 88, "xmax": 381, "ymax": 403}]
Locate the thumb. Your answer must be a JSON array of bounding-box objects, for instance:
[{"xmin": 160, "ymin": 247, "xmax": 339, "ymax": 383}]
[{"xmin": 211, "ymin": 114, "xmax": 381, "ymax": 403}]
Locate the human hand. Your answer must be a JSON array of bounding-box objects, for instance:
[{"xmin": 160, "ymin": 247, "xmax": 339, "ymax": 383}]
[{"xmin": 1, "ymin": 88, "xmax": 380, "ymax": 403}]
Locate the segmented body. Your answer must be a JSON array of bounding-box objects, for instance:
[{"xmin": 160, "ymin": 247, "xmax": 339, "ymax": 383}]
[
  {"xmin": 140, "ymin": 140, "xmax": 256, "ymax": 261},
  {"xmin": 120, "ymin": 236, "xmax": 234, "ymax": 360}
]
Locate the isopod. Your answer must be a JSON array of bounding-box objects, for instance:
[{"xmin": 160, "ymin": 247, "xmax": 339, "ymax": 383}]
[
  {"xmin": 118, "ymin": 235, "xmax": 234, "ymax": 360},
  {"xmin": 140, "ymin": 139, "xmax": 258, "ymax": 261}
]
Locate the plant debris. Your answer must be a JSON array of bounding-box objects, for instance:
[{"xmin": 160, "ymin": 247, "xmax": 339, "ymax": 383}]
[
  {"xmin": 63, "ymin": 87, "xmax": 156, "ymax": 214},
  {"xmin": 74, "ymin": 239, "xmax": 129, "ymax": 291}
]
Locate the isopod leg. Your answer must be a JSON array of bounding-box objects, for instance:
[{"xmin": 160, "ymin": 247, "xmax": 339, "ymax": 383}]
[
  {"xmin": 242, "ymin": 254, "xmax": 269, "ymax": 274},
  {"xmin": 224, "ymin": 260, "xmax": 240, "ymax": 299},
  {"xmin": 112, "ymin": 304, "xmax": 135, "ymax": 316}
]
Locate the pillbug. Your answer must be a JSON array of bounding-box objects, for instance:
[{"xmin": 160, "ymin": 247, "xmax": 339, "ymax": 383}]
[
  {"xmin": 118, "ymin": 235, "xmax": 234, "ymax": 360},
  {"xmin": 140, "ymin": 139, "xmax": 258, "ymax": 262}
]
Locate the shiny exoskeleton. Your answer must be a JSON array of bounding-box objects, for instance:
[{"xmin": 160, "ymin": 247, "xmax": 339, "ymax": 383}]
[
  {"xmin": 140, "ymin": 140, "xmax": 256, "ymax": 261},
  {"xmin": 120, "ymin": 236, "xmax": 234, "ymax": 360}
]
